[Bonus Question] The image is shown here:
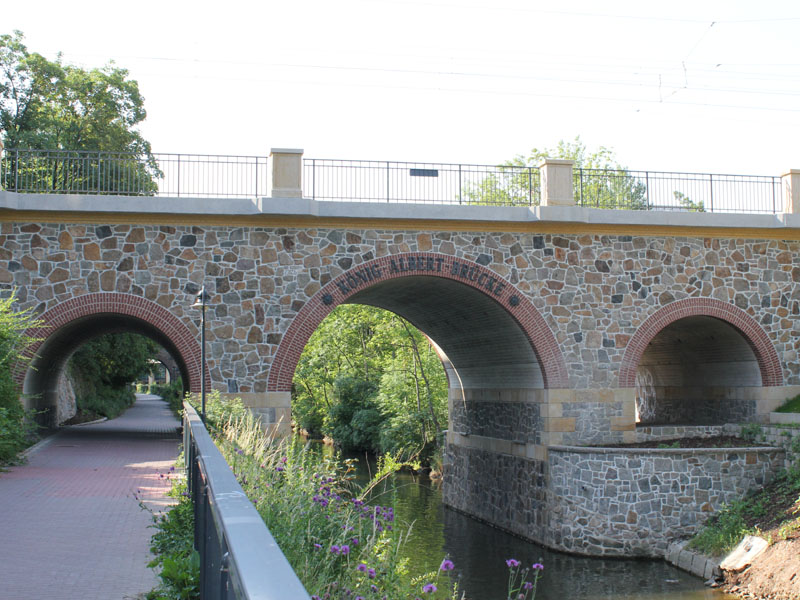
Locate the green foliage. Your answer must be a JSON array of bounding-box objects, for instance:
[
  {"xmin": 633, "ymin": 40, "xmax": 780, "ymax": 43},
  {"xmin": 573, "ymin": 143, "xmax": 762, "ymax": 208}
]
[
  {"xmin": 68, "ymin": 333, "xmax": 160, "ymax": 419},
  {"xmin": 689, "ymin": 467, "xmax": 800, "ymax": 555},
  {"xmin": 777, "ymin": 394, "xmax": 800, "ymax": 414},
  {"xmin": 146, "ymin": 481, "xmax": 199, "ymax": 600},
  {"xmin": 151, "ymin": 380, "xmax": 185, "ymax": 416},
  {"xmin": 292, "ymin": 305, "xmax": 448, "ymax": 464},
  {"xmin": 740, "ymin": 423, "xmax": 763, "ymax": 443},
  {"xmin": 214, "ymin": 408, "xmax": 463, "ymax": 600},
  {"xmin": 0, "ymin": 30, "xmax": 160, "ymax": 193},
  {"xmin": 673, "ymin": 191, "xmax": 705, "ymax": 212},
  {"xmin": 462, "ymin": 136, "xmax": 647, "ymax": 209},
  {"xmin": 327, "ymin": 376, "xmax": 381, "ymax": 453},
  {"xmin": 0, "ymin": 289, "xmax": 40, "ymax": 461},
  {"xmin": 688, "ymin": 501, "xmax": 751, "ymax": 556}
]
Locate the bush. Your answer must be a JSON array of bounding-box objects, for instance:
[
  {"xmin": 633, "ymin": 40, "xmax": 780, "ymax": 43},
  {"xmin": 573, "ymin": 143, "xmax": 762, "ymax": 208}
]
[
  {"xmin": 151, "ymin": 380, "xmax": 185, "ymax": 416},
  {"xmin": 326, "ymin": 377, "xmax": 382, "ymax": 453},
  {"xmin": 76, "ymin": 385, "xmax": 136, "ymax": 420}
]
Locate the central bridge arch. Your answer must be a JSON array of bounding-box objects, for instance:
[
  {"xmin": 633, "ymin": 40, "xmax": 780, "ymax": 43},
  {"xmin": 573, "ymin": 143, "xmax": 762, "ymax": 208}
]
[{"xmin": 268, "ymin": 253, "xmax": 568, "ymax": 394}]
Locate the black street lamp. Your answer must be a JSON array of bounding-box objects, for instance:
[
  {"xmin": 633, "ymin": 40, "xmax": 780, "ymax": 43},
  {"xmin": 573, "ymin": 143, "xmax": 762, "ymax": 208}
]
[{"xmin": 192, "ymin": 287, "xmax": 211, "ymax": 422}]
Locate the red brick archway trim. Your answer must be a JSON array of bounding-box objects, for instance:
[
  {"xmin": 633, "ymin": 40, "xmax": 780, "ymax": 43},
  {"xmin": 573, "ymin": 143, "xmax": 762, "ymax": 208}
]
[
  {"xmin": 18, "ymin": 293, "xmax": 204, "ymax": 392},
  {"xmin": 267, "ymin": 253, "xmax": 569, "ymax": 392},
  {"xmin": 619, "ymin": 298, "xmax": 782, "ymax": 388}
]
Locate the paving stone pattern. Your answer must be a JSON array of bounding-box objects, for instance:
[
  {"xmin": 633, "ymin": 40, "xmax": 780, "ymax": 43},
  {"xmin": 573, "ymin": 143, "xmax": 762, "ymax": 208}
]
[{"xmin": 0, "ymin": 395, "xmax": 180, "ymax": 600}]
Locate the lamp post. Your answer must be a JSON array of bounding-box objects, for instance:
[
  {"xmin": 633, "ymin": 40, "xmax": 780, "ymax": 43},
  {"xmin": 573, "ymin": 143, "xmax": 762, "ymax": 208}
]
[{"xmin": 192, "ymin": 287, "xmax": 210, "ymax": 422}]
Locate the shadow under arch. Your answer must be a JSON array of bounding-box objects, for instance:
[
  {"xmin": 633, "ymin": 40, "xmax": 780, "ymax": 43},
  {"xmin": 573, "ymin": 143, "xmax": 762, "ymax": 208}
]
[
  {"xmin": 267, "ymin": 253, "xmax": 568, "ymax": 394},
  {"xmin": 618, "ymin": 297, "xmax": 782, "ymax": 389},
  {"xmin": 18, "ymin": 293, "xmax": 204, "ymax": 425}
]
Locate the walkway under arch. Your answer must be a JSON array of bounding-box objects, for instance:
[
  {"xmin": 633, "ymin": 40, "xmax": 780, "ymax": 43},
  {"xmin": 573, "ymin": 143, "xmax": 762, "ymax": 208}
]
[{"xmin": 18, "ymin": 293, "xmax": 204, "ymax": 425}]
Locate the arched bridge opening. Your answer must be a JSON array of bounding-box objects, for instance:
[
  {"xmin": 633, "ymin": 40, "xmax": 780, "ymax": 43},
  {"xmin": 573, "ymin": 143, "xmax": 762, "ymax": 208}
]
[
  {"xmin": 621, "ymin": 298, "xmax": 783, "ymax": 426},
  {"xmin": 268, "ymin": 254, "xmax": 568, "ymax": 542},
  {"xmin": 19, "ymin": 293, "xmax": 203, "ymax": 427}
]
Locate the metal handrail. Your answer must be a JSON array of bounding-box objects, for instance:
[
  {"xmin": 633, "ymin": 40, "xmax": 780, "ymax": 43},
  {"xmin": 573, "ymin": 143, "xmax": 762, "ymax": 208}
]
[
  {"xmin": 183, "ymin": 402, "xmax": 310, "ymax": 600},
  {"xmin": 0, "ymin": 147, "xmax": 786, "ymax": 214}
]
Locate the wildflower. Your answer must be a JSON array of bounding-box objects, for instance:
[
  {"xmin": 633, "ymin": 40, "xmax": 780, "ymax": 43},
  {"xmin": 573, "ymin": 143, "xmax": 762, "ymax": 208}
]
[
  {"xmin": 281, "ymin": 456, "xmax": 288, "ymax": 463},
  {"xmin": 368, "ymin": 568, "xmax": 376, "ymax": 579},
  {"xmin": 422, "ymin": 583, "xmax": 437, "ymax": 593},
  {"xmin": 314, "ymin": 543, "xmax": 322, "ymax": 550},
  {"xmin": 351, "ymin": 537, "xmax": 359, "ymax": 546},
  {"xmin": 506, "ymin": 558, "xmax": 520, "ymax": 568},
  {"xmin": 523, "ymin": 582, "xmax": 533, "ymax": 590},
  {"xmin": 357, "ymin": 563, "xmax": 368, "ymax": 572},
  {"xmin": 531, "ymin": 563, "xmax": 544, "ymax": 570},
  {"xmin": 440, "ymin": 558, "xmax": 454, "ymax": 571},
  {"xmin": 330, "ymin": 545, "xmax": 340, "ymax": 554},
  {"xmin": 340, "ymin": 545, "xmax": 350, "ymax": 555},
  {"xmin": 276, "ymin": 466, "xmax": 284, "ymax": 472}
]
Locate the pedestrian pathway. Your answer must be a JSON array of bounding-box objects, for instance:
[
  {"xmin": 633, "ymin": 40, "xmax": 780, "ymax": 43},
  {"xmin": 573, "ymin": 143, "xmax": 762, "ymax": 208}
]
[{"xmin": 0, "ymin": 394, "xmax": 181, "ymax": 600}]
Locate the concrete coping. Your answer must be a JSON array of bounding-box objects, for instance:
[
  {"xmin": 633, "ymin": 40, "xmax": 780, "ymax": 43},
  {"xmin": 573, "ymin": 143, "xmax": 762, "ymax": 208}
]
[{"xmin": 548, "ymin": 445, "xmax": 782, "ymax": 455}]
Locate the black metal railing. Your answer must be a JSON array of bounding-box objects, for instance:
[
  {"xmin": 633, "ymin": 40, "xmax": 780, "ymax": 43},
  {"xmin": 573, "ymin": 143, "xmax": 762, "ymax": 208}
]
[
  {"xmin": 183, "ymin": 402, "xmax": 310, "ymax": 600},
  {"xmin": 0, "ymin": 149, "xmax": 269, "ymax": 198},
  {"xmin": 576, "ymin": 168, "xmax": 783, "ymax": 213},
  {"xmin": 303, "ymin": 158, "xmax": 541, "ymax": 205},
  {"xmin": 0, "ymin": 148, "xmax": 786, "ymax": 214}
]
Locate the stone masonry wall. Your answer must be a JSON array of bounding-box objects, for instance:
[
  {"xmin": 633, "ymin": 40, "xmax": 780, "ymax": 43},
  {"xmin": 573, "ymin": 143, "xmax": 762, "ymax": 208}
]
[
  {"xmin": 2, "ymin": 222, "xmax": 799, "ymax": 395},
  {"xmin": 443, "ymin": 442, "xmax": 547, "ymax": 542},
  {"xmin": 547, "ymin": 446, "xmax": 785, "ymax": 557}
]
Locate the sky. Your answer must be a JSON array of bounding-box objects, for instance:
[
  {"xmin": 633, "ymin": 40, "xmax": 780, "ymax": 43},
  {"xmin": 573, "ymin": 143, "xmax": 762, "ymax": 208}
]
[{"xmin": 4, "ymin": 0, "xmax": 800, "ymax": 175}]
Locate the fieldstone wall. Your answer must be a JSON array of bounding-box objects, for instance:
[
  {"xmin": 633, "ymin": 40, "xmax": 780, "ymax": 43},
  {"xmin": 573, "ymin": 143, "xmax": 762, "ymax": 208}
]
[
  {"xmin": 442, "ymin": 442, "xmax": 547, "ymax": 541},
  {"xmin": 449, "ymin": 390, "xmax": 543, "ymax": 444},
  {"xmin": 2, "ymin": 222, "xmax": 799, "ymax": 396},
  {"xmin": 642, "ymin": 387, "xmax": 756, "ymax": 425},
  {"xmin": 547, "ymin": 445, "xmax": 785, "ymax": 557},
  {"xmin": 724, "ymin": 423, "xmax": 800, "ymax": 469}
]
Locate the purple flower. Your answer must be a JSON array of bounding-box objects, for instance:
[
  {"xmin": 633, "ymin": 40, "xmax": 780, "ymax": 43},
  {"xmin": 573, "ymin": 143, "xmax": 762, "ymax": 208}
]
[
  {"xmin": 506, "ymin": 558, "xmax": 520, "ymax": 568},
  {"xmin": 357, "ymin": 563, "xmax": 368, "ymax": 572},
  {"xmin": 531, "ymin": 563, "xmax": 544, "ymax": 571},
  {"xmin": 422, "ymin": 583, "xmax": 437, "ymax": 593},
  {"xmin": 368, "ymin": 568, "xmax": 376, "ymax": 579},
  {"xmin": 340, "ymin": 545, "xmax": 350, "ymax": 555},
  {"xmin": 440, "ymin": 558, "xmax": 454, "ymax": 571},
  {"xmin": 330, "ymin": 545, "xmax": 340, "ymax": 554},
  {"xmin": 524, "ymin": 582, "xmax": 533, "ymax": 590},
  {"xmin": 275, "ymin": 466, "xmax": 284, "ymax": 472},
  {"xmin": 351, "ymin": 537, "xmax": 359, "ymax": 546},
  {"xmin": 313, "ymin": 543, "xmax": 322, "ymax": 550}
]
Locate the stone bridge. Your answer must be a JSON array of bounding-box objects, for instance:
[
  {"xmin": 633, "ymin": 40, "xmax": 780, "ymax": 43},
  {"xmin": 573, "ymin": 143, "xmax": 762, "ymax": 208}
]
[{"xmin": 3, "ymin": 150, "xmax": 800, "ymax": 556}]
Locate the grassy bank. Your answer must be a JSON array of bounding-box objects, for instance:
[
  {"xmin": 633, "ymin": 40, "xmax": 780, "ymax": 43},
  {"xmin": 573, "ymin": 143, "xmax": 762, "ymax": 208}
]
[{"xmin": 688, "ymin": 466, "xmax": 800, "ymax": 556}]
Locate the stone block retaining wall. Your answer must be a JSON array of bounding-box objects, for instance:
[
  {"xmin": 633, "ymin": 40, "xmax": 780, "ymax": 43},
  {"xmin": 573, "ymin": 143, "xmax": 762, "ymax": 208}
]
[
  {"xmin": 725, "ymin": 423, "xmax": 800, "ymax": 469},
  {"xmin": 546, "ymin": 445, "xmax": 785, "ymax": 557}
]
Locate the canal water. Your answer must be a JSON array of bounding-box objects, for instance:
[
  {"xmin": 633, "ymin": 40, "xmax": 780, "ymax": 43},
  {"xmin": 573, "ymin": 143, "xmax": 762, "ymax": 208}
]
[{"xmin": 349, "ymin": 454, "xmax": 736, "ymax": 600}]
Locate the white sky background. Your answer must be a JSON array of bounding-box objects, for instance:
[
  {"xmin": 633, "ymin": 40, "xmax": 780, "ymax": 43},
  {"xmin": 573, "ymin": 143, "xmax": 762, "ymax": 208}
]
[{"xmin": 4, "ymin": 0, "xmax": 800, "ymax": 174}]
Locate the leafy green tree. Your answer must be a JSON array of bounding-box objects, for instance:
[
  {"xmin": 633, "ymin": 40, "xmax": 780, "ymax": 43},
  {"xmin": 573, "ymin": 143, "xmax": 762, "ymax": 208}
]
[
  {"xmin": 0, "ymin": 289, "xmax": 40, "ymax": 461},
  {"xmin": 292, "ymin": 305, "xmax": 448, "ymax": 463},
  {"xmin": 0, "ymin": 30, "xmax": 159, "ymax": 193},
  {"xmin": 464, "ymin": 136, "xmax": 648, "ymax": 209},
  {"xmin": 68, "ymin": 333, "xmax": 160, "ymax": 418}
]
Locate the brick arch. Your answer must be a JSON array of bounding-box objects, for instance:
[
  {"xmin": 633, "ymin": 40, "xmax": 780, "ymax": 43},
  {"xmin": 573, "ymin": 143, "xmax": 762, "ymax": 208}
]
[
  {"xmin": 619, "ymin": 297, "xmax": 782, "ymax": 388},
  {"xmin": 18, "ymin": 292, "xmax": 205, "ymax": 392},
  {"xmin": 267, "ymin": 253, "xmax": 569, "ymax": 392}
]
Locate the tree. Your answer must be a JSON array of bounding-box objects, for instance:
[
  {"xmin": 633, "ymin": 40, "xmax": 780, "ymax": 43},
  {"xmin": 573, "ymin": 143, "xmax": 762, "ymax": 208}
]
[
  {"xmin": 291, "ymin": 305, "xmax": 448, "ymax": 463},
  {"xmin": 68, "ymin": 333, "xmax": 160, "ymax": 418},
  {"xmin": 463, "ymin": 136, "xmax": 648, "ymax": 209},
  {"xmin": 0, "ymin": 30, "xmax": 159, "ymax": 193},
  {"xmin": 0, "ymin": 289, "xmax": 40, "ymax": 462}
]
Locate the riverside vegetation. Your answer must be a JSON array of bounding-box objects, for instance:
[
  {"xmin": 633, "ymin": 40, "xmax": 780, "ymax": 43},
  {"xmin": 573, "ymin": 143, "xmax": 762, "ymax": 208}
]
[
  {"xmin": 0, "ymin": 290, "xmax": 40, "ymax": 464},
  {"xmin": 147, "ymin": 393, "xmax": 543, "ymax": 600}
]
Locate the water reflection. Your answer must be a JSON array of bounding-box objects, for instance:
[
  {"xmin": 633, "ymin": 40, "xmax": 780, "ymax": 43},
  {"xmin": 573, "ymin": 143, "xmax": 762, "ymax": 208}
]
[{"xmin": 351, "ymin": 451, "xmax": 734, "ymax": 600}]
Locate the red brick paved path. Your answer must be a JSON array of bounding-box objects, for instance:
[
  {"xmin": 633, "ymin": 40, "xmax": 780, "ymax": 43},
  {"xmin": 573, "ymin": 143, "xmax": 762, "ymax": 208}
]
[{"xmin": 0, "ymin": 394, "xmax": 181, "ymax": 600}]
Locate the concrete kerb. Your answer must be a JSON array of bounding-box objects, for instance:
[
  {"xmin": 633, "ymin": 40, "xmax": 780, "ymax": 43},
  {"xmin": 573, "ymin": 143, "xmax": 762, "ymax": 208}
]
[{"xmin": 665, "ymin": 540, "xmax": 721, "ymax": 582}]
